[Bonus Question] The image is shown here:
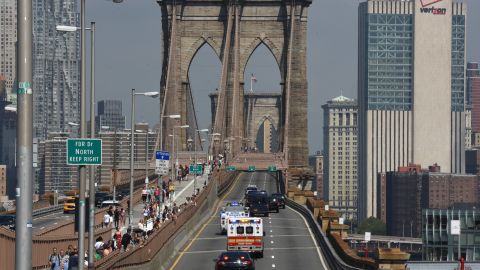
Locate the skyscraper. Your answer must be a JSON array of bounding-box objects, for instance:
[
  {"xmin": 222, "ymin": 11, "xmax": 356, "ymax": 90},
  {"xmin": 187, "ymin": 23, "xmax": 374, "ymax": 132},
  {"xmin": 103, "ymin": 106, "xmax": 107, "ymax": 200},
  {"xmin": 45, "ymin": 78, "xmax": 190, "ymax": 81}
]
[
  {"xmin": 468, "ymin": 62, "xmax": 480, "ymax": 146},
  {"xmin": 33, "ymin": 0, "xmax": 80, "ymax": 140},
  {"xmin": 0, "ymin": 0, "xmax": 17, "ymax": 104},
  {"xmin": 358, "ymin": 0, "xmax": 466, "ymax": 220},
  {"xmin": 322, "ymin": 95, "xmax": 358, "ymax": 220},
  {"xmin": 96, "ymin": 100, "xmax": 126, "ymax": 131}
]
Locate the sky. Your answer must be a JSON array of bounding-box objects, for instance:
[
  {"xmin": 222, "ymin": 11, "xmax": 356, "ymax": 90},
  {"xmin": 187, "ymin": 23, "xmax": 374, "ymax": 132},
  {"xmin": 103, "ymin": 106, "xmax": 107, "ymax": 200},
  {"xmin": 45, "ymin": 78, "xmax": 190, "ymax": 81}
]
[{"xmin": 85, "ymin": 0, "xmax": 480, "ymax": 154}]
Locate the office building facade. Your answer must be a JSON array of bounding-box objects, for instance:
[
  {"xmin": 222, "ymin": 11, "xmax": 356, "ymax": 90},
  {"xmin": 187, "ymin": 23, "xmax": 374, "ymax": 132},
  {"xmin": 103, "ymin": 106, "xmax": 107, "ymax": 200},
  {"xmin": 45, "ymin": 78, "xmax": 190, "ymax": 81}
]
[
  {"xmin": 0, "ymin": 165, "xmax": 6, "ymax": 202},
  {"xmin": 96, "ymin": 100, "xmax": 126, "ymax": 132},
  {"xmin": 38, "ymin": 132, "xmax": 78, "ymax": 195},
  {"xmin": 0, "ymin": 0, "xmax": 17, "ymax": 104},
  {"xmin": 358, "ymin": 0, "xmax": 467, "ymax": 220},
  {"xmin": 468, "ymin": 62, "xmax": 480, "ymax": 146},
  {"xmin": 33, "ymin": 0, "xmax": 80, "ymax": 140},
  {"xmin": 423, "ymin": 208, "xmax": 480, "ymax": 261},
  {"xmin": 309, "ymin": 151, "xmax": 324, "ymax": 199},
  {"xmin": 379, "ymin": 164, "xmax": 480, "ymax": 238},
  {"xmin": 322, "ymin": 96, "xmax": 358, "ymax": 220},
  {"xmin": 96, "ymin": 126, "xmax": 156, "ymax": 190}
]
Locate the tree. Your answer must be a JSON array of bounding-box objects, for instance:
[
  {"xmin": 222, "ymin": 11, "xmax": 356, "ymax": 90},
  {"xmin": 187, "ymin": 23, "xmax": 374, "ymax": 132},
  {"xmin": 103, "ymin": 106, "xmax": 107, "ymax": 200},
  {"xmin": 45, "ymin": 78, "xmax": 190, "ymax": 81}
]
[{"xmin": 357, "ymin": 216, "xmax": 386, "ymax": 235}]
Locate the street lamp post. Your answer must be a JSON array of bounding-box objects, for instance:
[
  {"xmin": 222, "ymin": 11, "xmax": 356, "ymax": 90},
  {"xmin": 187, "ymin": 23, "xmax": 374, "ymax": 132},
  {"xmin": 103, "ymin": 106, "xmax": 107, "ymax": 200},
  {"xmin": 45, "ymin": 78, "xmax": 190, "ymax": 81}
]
[
  {"xmin": 56, "ymin": 22, "xmax": 96, "ymax": 268},
  {"xmin": 16, "ymin": 0, "xmax": 33, "ymax": 268},
  {"xmin": 129, "ymin": 90, "xmax": 159, "ymax": 226},
  {"xmin": 158, "ymin": 114, "xmax": 180, "ymax": 186},
  {"xmin": 195, "ymin": 129, "xmax": 208, "ymax": 193}
]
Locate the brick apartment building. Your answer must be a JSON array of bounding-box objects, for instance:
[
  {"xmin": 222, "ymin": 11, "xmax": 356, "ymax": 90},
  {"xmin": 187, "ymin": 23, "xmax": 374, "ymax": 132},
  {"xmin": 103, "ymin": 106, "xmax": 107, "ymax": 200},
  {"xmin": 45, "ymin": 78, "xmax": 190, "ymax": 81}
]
[{"xmin": 378, "ymin": 164, "xmax": 480, "ymax": 237}]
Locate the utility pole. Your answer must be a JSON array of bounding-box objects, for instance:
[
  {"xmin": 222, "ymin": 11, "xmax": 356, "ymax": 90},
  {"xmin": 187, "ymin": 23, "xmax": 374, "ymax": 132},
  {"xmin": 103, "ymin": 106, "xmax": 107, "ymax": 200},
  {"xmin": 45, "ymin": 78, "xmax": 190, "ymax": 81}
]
[
  {"xmin": 15, "ymin": 0, "xmax": 33, "ymax": 269},
  {"xmin": 78, "ymin": 0, "xmax": 87, "ymax": 268},
  {"xmin": 88, "ymin": 21, "xmax": 96, "ymax": 269}
]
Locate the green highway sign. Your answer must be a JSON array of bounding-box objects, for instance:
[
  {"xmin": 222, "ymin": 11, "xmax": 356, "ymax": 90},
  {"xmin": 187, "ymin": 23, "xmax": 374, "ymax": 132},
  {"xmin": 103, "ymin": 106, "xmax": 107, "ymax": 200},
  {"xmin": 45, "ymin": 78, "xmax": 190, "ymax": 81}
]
[
  {"xmin": 67, "ymin": 139, "xmax": 102, "ymax": 165},
  {"xmin": 227, "ymin": 166, "xmax": 236, "ymax": 172},
  {"xmin": 248, "ymin": 165, "xmax": 256, "ymax": 172},
  {"xmin": 268, "ymin": 165, "xmax": 277, "ymax": 172},
  {"xmin": 189, "ymin": 164, "xmax": 203, "ymax": 174}
]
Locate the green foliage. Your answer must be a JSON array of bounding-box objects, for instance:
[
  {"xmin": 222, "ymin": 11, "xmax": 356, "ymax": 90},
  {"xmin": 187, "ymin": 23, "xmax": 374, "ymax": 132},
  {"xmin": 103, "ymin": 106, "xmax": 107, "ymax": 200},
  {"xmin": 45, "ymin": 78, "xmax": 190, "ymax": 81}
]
[{"xmin": 357, "ymin": 216, "xmax": 386, "ymax": 235}]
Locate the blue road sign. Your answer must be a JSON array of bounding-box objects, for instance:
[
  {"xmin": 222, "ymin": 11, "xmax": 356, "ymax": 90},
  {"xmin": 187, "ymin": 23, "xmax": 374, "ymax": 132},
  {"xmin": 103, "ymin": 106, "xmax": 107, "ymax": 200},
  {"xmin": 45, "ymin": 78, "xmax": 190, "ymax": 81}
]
[
  {"xmin": 156, "ymin": 151, "xmax": 170, "ymax": 160},
  {"xmin": 156, "ymin": 151, "xmax": 170, "ymax": 175}
]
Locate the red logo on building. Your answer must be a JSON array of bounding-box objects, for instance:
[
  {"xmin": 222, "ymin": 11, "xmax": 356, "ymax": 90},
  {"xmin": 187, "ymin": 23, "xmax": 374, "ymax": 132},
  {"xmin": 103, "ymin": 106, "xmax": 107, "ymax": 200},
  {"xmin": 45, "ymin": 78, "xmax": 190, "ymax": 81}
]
[{"xmin": 420, "ymin": 0, "xmax": 443, "ymax": 8}]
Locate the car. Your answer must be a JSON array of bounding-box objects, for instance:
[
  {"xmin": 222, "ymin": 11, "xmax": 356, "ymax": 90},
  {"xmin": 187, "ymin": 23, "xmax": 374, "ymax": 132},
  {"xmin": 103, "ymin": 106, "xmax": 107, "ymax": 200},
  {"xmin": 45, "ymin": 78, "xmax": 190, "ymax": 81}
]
[
  {"xmin": 246, "ymin": 193, "xmax": 269, "ymax": 217},
  {"xmin": 118, "ymin": 189, "xmax": 130, "ymax": 199},
  {"xmin": 214, "ymin": 251, "xmax": 255, "ymax": 270},
  {"xmin": 95, "ymin": 192, "xmax": 110, "ymax": 207},
  {"xmin": 268, "ymin": 196, "xmax": 279, "ymax": 213},
  {"xmin": 100, "ymin": 194, "xmax": 122, "ymax": 204},
  {"xmin": 249, "ymin": 202, "xmax": 269, "ymax": 217},
  {"xmin": 63, "ymin": 197, "xmax": 76, "ymax": 214},
  {"xmin": 100, "ymin": 200, "xmax": 121, "ymax": 209},
  {"xmin": 0, "ymin": 214, "xmax": 15, "ymax": 230},
  {"xmin": 244, "ymin": 185, "xmax": 258, "ymax": 196},
  {"xmin": 271, "ymin": 193, "xmax": 285, "ymax": 209}
]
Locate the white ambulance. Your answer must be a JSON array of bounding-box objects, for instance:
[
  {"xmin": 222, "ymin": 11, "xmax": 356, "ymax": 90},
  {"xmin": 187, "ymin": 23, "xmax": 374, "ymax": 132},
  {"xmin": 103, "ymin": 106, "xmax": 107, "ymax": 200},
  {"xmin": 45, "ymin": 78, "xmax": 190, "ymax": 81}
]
[
  {"xmin": 226, "ymin": 217, "xmax": 264, "ymax": 257},
  {"xmin": 220, "ymin": 201, "xmax": 248, "ymax": 234}
]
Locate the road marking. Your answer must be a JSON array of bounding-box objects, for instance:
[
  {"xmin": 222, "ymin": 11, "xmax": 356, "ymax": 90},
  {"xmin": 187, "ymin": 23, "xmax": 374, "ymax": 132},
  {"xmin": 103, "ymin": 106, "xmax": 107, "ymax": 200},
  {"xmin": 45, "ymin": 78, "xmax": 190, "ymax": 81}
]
[
  {"xmin": 264, "ymin": 226, "xmax": 309, "ymax": 230},
  {"xmin": 54, "ymin": 222, "xmax": 58, "ymax": 225},
  {"xmin": 183, "ymin": 249, "xmax": 226, "ymax": 254},
  {"xmin": 272, "ymin": 264, "xmax": 276, "ymax": 268},
  {"xmin": 168, "ymin": 173, "xmax": 242, "ymax": 270},
  {"xmin": 270, "ymin": 240, "xmax": 274, "ymax": 244},
  {"xmin": 40, "ymin": 226, "xmax": 45, "ymax": 230},
  {"xmin": 271, "ymin": 255, "xmax": 275, "ymax": 259},
  {"xmin": 195, "ymin": 236, "xmax": 227, "ymax": 240},
  {"xmin": 263, "ymin": 173, "xmax": 267, "ymax": 190},
  {"xmin": 184, "ymin": 246, "xmax": 318, "ymax": 254},
  {"xmin": 248, "ymin": 172, "xmax": 254, "ymax": 185},
  {"xmin": 287, "ymin": 205, "xmax": 328, "ymax": 270},
  {"xmin": 266, "ymin": 246, "xmax": 319, "ymax": 251},
  {"xmin": 270, "ymin": 229, "xmax": 273, "ymax": 233},
  {"xmin": 268, "ymin": 234, "xmax": 310, "ymax": 238}
]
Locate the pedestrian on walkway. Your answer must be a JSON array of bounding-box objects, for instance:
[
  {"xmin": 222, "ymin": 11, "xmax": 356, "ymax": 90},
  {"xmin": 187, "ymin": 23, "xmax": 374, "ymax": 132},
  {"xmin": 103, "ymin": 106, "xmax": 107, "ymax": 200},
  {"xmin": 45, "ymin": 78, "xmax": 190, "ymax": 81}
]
[
  {"xmin": 141, "ymin": 188, "xmax": 147, "ymax": 203},
  {"xmin": 114, "ymin": 229, "xmax": 122, "ymax": 251},
  {"xmin": 103, "ymin": 211, "xmax": 111, "ymax": 228},
  {"xmin": 114, "ymin": 207, "xmax": 120, "ymax": 230},
  {"xmin": 155, "ymin": 187, "xmax": 160, "ymax": 203},
  {"xmin": 48, "ymin": 247, "xmax": 61, "ymax": 270},
  {"xmin": 122, "ymin": 228, "xmax": 132, "ymax": 251},
  {"xmin": 60, "ymin": 249, "xmax": 69, "ymax": 270},
  {"xmin": 120, "ymin": 207, "xmax": 126, "ymax": 227}
]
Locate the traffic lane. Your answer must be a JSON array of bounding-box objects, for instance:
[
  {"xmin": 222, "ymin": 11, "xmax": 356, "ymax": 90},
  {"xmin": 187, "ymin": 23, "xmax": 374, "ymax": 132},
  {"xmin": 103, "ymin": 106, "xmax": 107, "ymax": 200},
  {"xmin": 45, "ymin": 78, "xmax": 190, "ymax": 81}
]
[
  {"xmin": 32, "ymin": 211, "xmax": 73, "ymax": 233},
  {"xmin": 256, "ymin": 207, "xmax": 327, "ymax": 270},
  {"xmin": 171, "ymin": 172, "xmax": 254, "ymax": 270},
  {"xmin": 254, "ymin": 171, "xmax": 328, "ymax": 270}
]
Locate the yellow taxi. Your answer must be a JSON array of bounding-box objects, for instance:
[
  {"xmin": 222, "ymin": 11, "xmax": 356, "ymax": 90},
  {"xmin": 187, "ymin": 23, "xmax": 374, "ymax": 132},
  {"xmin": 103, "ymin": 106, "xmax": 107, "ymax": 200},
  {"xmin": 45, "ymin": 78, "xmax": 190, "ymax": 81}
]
[{"xmin": 63, "ymin": 197, "xmax": 76, "ymax": 214}]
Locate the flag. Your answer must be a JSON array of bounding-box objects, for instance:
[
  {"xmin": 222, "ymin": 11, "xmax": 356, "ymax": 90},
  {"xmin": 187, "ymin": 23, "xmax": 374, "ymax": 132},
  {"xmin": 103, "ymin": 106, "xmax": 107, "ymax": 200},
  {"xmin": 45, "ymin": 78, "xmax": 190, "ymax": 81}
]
[{"xmin": 251, "ymin": 73, "xmax": 257, "ymax": 83}]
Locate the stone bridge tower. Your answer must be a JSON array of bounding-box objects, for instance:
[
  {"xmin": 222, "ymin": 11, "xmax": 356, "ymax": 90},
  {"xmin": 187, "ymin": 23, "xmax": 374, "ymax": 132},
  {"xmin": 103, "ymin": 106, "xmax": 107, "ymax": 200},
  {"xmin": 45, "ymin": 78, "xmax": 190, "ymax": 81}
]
[{"xmin": 157, "ymin": 0, "xmax": 311, "ymax": 168}]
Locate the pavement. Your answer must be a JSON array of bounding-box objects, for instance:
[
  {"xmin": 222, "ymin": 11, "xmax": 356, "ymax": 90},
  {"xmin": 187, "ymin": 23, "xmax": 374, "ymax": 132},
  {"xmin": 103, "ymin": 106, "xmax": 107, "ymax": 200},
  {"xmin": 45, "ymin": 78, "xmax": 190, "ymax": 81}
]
[
  {"xmin": 168, "ymin": 171, "xmax": 329, "ymax": 270},
  {"xmin": 117, "ymin": 173, "xmax": 209, "ymax": 234}
]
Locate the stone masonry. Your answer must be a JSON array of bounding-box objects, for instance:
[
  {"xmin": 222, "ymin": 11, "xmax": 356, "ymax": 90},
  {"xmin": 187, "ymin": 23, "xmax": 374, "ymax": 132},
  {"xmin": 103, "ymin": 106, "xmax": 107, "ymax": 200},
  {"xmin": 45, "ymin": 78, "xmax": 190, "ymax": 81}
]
[{"xmin": 157, "ymin": 0, "xmax": 311, "ymax": 167}]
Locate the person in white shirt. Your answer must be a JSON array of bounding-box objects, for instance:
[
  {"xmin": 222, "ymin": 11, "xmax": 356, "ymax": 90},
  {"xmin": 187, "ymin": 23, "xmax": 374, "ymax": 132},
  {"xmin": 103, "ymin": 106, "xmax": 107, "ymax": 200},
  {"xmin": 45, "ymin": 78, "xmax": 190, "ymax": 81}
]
[
  {"xmin": 94, "ymin": 236, "xmax": 104, "ymax": 250},
  {"xmin": 103, "ymin": 212, "xmax": 111, "ymax": 228}
]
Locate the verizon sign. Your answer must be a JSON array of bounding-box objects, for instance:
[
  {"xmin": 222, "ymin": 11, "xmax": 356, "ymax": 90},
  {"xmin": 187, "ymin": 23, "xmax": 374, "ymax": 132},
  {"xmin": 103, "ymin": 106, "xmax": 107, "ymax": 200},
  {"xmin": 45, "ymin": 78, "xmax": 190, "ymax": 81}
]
[{"xmin": 420, "ymin": 0, "xmax": 447, "ymax": 15}]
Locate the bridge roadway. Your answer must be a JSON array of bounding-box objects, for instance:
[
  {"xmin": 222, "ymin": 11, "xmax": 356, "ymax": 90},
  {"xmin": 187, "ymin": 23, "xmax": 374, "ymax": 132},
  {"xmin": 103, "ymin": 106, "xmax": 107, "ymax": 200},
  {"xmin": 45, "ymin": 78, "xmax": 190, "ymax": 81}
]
[{"xmin": 169, "ymin": 171, "xmax": 328, "ymax": 270}]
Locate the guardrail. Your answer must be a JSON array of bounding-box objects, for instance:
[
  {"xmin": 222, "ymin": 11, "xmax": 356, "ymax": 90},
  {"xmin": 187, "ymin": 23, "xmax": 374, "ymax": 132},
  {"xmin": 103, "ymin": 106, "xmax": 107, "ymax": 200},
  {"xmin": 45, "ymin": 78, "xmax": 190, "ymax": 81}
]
[
  {"xmin": 32, "ymin": 205, "xmax": 64, "ymax": 218},
  {"xmin": 285, "ymin": 198, "xmax": 363, "ymax": 270}
]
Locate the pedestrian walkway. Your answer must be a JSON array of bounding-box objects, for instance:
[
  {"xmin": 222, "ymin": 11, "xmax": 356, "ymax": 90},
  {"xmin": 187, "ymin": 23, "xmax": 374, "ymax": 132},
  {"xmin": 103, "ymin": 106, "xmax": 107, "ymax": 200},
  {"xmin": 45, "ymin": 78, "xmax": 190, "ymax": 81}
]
[{"xmin": 119, "ymin": 173, "xmax": 209, "ymax": 235}]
